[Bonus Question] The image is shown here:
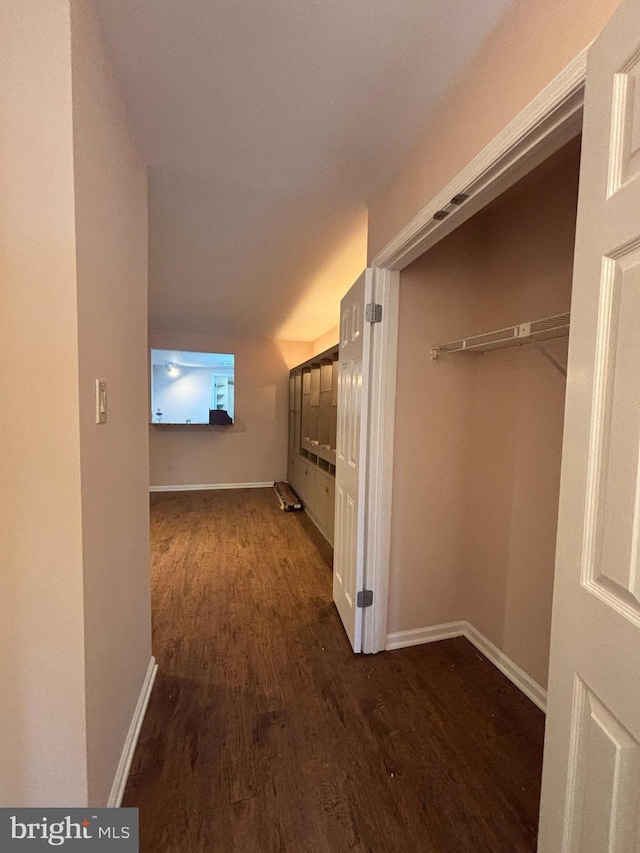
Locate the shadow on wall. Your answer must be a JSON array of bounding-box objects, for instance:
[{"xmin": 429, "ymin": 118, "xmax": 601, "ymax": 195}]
[{"xmin": 149, "ymin": 165, "xmax": 366, "ymax": 342}]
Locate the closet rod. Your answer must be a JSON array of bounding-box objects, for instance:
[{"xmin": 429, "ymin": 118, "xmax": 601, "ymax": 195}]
[{"xmin": 430, "ymin": 312, "xmax": 570, "ymax": 374}]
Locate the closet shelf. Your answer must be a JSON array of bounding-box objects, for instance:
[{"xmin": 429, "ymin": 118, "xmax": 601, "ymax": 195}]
[
  {"xmin": 430, "ymin": 312, "xmax": 570, "ymax": 363},
  {"xmin": 301, "ymin": 437, "xmax": 336, "ymax": 465}
]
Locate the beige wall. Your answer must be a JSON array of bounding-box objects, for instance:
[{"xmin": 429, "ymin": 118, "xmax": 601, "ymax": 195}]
[
  {"xmin": 0, "ymin": 0, "xmax": 88, "ymax": 807},
  {"xmin": 389, "ymin": 140, "xmax": 580, "ymax": 688},
  {"xmin": 71, "ymin": 0, "xmax": 151, "ymax": 806},
  {"xmin": 149, "ymin": 330, "xmax": 311, "ymax": 487},
  {"xmin": 368, "ymin": 0, "xmax": 622, "ymax": 261},
  {"xmin": 0, "ymin": 0, "xmax": 150, "ymax": 807},
  {"xmin": 276, "ymin": 209, "xmax": 367, "ymax": 341},
  {"xmin": 0, "ymin": 0, "xmax": 87, "ymax": 806},
  {"xmin": 389, "ymin": 223, "xmax": 482, "ymax": 634},
  {"xmin": 311, "ymin": 325, "xmax": 340, "ymax": 357}
]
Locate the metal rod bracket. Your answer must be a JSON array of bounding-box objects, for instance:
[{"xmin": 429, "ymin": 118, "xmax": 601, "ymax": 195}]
[{"xmin": 531, "ymin": 340, "xmax": 567, "ymax": 377}]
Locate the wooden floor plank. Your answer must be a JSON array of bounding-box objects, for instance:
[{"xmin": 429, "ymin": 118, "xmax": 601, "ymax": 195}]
[{"xmin": 123, "ymin": 488, "xmax": 545, "ymax": 852}]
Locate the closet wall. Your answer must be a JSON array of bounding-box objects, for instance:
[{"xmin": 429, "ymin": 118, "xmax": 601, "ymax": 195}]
[{"xmin": 389, "ymin": 138, "xmax": 581, "ymax": 689}]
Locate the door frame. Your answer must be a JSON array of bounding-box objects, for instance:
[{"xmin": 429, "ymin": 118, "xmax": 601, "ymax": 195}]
[{"xmin": 363, "ymin": 46, "xmax": 589, "ymax": 654}]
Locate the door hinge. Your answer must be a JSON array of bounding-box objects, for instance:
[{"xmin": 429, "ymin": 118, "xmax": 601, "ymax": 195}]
[
  {"xmin": 357, "ymin": 589, "xmax": 373, "ymax": 608},
  {"xmin": 365, "ymin": 303, "xmax": 382, "ymax": 324}
]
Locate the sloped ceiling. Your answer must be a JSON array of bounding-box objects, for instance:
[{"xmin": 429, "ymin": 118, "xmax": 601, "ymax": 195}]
[{"xmin": 95, "ymin": 0, "xmax": 513, "ymax": 341}]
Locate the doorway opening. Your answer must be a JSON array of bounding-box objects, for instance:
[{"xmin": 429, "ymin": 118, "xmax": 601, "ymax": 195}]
[{"xmin": 385, "ymin": 134, "xmax": 583, "ymax": 834}]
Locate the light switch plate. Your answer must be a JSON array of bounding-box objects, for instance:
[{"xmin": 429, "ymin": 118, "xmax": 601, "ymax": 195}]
[{"xmin": 96, "ymin": 380, "xmax": 107, "ymax": 424}]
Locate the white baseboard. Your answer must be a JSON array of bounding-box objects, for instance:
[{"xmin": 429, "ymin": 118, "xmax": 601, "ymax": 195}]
[
  {"xmin": 462, "ymin": 622, "xmax": 547, "ymax": 713},
  {"xmin": 386, "ymin": 621, "xmax": 547, "ymax": 712},
  {"xmin": 150, "ymin": 481, "xmax": 273, "ymax": 493},
  {"xmin": 385, "ymin": 621, "xmax": 466, "ymax": 650},
  {"xmin": 108, "ymin": 656, "xmax": 158, "ymax": 808}
]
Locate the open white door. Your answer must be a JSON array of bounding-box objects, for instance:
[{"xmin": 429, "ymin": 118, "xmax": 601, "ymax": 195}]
[
  {"xmin": 333, "ymin": 269, "xmax": 373, "ymax": 653},
  {"xmin": 539, "ymin": 2, "xmax": 640, "ymax": 849}
]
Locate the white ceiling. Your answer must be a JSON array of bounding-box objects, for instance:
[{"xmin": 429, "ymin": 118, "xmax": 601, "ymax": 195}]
[{"xmin": 94, "ymin": 0, "xmax": 513, "ymax": 341}]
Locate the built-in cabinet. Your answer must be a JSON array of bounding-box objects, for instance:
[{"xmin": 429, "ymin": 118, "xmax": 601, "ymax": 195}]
[
  {"xmin": 288, "ymin": 345, "xmax": 338, "ymax": 545},
  {"xmin": 212, "ymin": 374, "xmax": 234, "ymax": 415}
]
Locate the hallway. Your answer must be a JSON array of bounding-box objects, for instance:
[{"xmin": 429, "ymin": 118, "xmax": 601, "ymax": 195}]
[{"xmin": 124, "ymin": 488, "xmax": 545, "ymax": 852}]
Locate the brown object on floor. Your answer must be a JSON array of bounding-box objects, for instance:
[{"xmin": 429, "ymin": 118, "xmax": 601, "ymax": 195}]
[
  {"xmin": 273, "ymin": 480, "xmax": 302, "ymax": 511},
  {"xmin": 124, "ymin": 488, "xmax": 545, "ymax": 853}
]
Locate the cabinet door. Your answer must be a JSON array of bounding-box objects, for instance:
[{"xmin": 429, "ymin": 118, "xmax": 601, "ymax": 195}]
[
  {"xmin": 315, "ymin": 468, "xmax": 335, "ymax": 544},
  {"xmin": 287, "ymin": 453, "xmax": 298, "ymax": 492},
  {"xmin": 326, "ymin": 479, "xmax": 335, "ymax": 543},
  {"xmin": 289, "ymin": 374, "xmax": 296, "ymax": 412},
  {"xmin": 310, "ymin": 364, "xmax": 321, "ymax": 407},
  {"xmin": 288, "ymin": 412, "xmax": 296, "ymax": 452},
  {"xmin": 295, "ymin": 372, "xmax": 302, "ymax": 409},
  {"xmin": 298, "ymin": 460, "xmax": 315, "ymax": 513}
]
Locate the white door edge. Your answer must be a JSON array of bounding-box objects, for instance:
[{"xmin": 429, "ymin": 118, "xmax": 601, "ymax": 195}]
[
  {"xmin": 361, "ymin": 267, "xmax": 399, "ymax": 653},
  {"xmin": 333, "ymin": 270, "xmax": 373, "ymax": 653}
]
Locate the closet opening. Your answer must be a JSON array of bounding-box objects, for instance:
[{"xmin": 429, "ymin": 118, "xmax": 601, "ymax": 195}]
[{"xmin": 389, "ymin": 132, "xmax": 583, "ymax": 828}]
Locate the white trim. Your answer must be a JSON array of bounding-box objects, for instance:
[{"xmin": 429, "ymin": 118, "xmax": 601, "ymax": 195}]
[
  {"xmin": 150, "ymin": 481, "xmax": 273, "ymax": 492},
  {"xmin": 463, "ymin": 623, "xmax": 547, "ymax": 712},
  {"xmin": 373, "ymin": 46, "xmax": 588, "ymax": 272},
  {"xmin": 362, "ymin": 268, "xmax": 399, "ymax": 654},
  {"xmin": 108, "ymin": 656, "xmax": 158, "ymax": 808},
  {"xmin": 366, "ymin": 50, "xmax": 589, "ymax": 656},
  {"xmin": 353, "ymin": 269, "xmax": 375, "ymax": 653},
  {"xmin": 386, "ymin": 622, "xmax": 547, "ymax": 712},
  {"xmin": 386, "ymin": 621, "xmax": 466, "ymax": 650}
]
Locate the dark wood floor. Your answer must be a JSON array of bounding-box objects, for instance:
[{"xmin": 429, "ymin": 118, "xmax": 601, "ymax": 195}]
[{"xmin": 124, "ymin": 488, "xmax": 545, "ymax": 852}]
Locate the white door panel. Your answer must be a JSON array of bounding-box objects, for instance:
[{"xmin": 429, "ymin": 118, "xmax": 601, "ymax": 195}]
[
  {"xmin": 333, "ymin": 270, "xmax": 372, "ymax": 652},
  {"xmin": 539, "ymin": 1, "xmax": 640, "ymax": 849}
]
